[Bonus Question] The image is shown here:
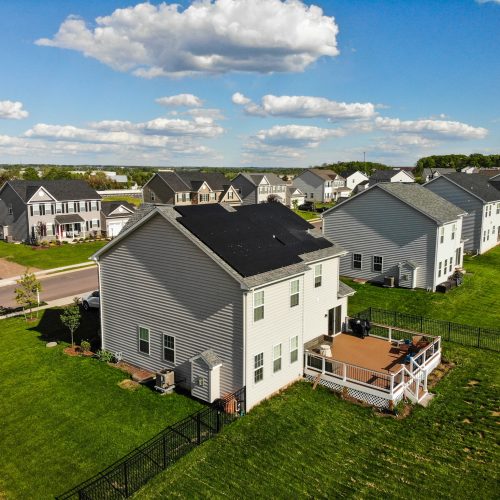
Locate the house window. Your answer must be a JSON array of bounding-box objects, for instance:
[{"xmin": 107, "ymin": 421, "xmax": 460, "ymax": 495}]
[
  {"xmin": 497, "ymin": 203, "xmax": 500, "ymax": 215},
  {"xmin": 373, "ymin": 256, "xmax": 383, "ymax": 272},
  {"xmin": 200, "ymin": 193, "xmax": 209, "ymax": 202},
  {"xmin": 273, "ymin": 344, "xmax": 282, "ymax": 373},
  {"xmin": 7, "ymin": 204, "xmax": 13, "ymax": 215},
  {"xmin": 90, "ymin": 201, "xmax": 99, "ymax": 211},
  {"xmin": 489, "ymin": 205, "xmax": 492, "ymax": 217},
  {"xmin": 440, "ymin": 227, "xmax": 444, "ymax": 244},
  {"xmin": 32, "ymin": 204, "xmax": 40, "ymax": 216},
  {"xmin": 444, "ymin": 259, "xmax": 448, "ymax": 273},
  {"xmin": 227, "ymin": 191, "xmax": 233, "ymax": 200},
  {"xmin": 210, "ymin": 192, "xmax": 216, "ymax": 200},
  {"xmin": 314, "ymin": 264, "xmax": 322, "ymax": 288},
  {"xmin": 290, "ymin": 336, "xmax": 299, "ymax": 364},
  {"xmin": 253, "ymin": 290, "xmax": 264, "ymax": 321},
  {"xmin": 483, "ymin": 230, "xmax": 486, "ymax": 242},
  {"xmin": 90, "ymin": 219, "xmax": 100, "ymax": 229},
  {"xmin": 438, "ymin": 261, "xmax": 442, "ymax": 278},
  {"xmin": 449, "ymin": 256, "xmax": 453, "ymax": 273},
  {"xmin": 79, "ymin": 201, "xmax": 86, "ymax": 212},
  {"xmin": 56, "ymin": 203, "xmax": 63, "ymax": 214},
  {"xmin": 163, "ymin": 334, "xmax": 175, "ymax": 362},
  {"xmin": 138, "ymin": 327, "xmax": 150, "ymax": 354},
  {"xmin": 290, "ymin": 279, "xmax": 300, "ymax": 307},
  {"xmin": 353, "ymin": 253, "xmax": 362, "ymax": 270},
  {"xmin": 67, "ymin": 202, "xmax": 74, "ymax": 213},
  {"xmin": 150, "ymin": 190, "xmax": 155, "ymax": 202},
  {"xmin": 254, "ymin": 353, "xmax": 264, "ymax": 383},
  {"xmin": 451, "ymin": 224, "xmax": 456, "ymax": 240}
]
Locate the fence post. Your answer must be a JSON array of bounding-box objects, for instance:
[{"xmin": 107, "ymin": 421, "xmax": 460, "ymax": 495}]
[
  {"xmin": 162, "ymin": 434, "xmax": 168, "ymax": 469},
  {"xmin": 124, "ymin": 461, "xmax": 129, "ymax": 498},
  {"xmin": 196, "ymin": 413, "xmax": 201, "ymax": 445},
  {"xmin": 477, "ymin": 328, "xmax": 481, "ymax": 348},
  {"xmin": 388, "ymin": 327, "xmax": 392, "ymax": 342},
  {"xmin": 448, "ymin": 322, "xmax": 451, "ymax": 342},
  {"xmin": 216, "ymin": 410, "xmax": 221, "ymax": 433}
]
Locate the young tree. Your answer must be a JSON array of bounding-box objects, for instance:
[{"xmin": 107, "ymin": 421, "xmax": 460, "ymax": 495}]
[
  {"xmin": 15, "ymin": 270, "xmax": 42, "ymax": 321},
  {"xmin": 267, "ymin": 194, "xmax": 280, "ymax": 203},
  {"xmin": 60, "ymin": 298, "xmax": 81, "ymax": 347}
]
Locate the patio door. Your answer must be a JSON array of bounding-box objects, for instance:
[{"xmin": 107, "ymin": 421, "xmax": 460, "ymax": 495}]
[
  {"xmin": 455, "ymin": 247, "xmax": 462, "ymax": 267},
  {"xmin": 328, "ymin": 306, "xmax": 342, "ymax": 335}
]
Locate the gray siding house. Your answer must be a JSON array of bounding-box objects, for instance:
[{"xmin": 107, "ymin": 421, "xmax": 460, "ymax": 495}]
[
  {"xmin": 92, "ymin": 203, "xmax": 352, "ymax": 410},
  {"xmin": 100, "ymin": 200, "xmax": 136, "ymax": 238},
  {"xmin": 424, "ymin": 173, "xmax": 500, "ymax": 254},
  {"xmin": 142, "ymin": 171, "xmax": 241, "ymax": 206},
  {"xmin": 293, "ymin": 168, "xmax": 348, "ymax": 202},
  {"xmin": 323, "ymin": 183, "xmax": 466, "ymax": 291},
  {"xmin": 368, "ymin": 169, "xmax": 415, "ymax": 185},
  {"xmin": 0, "ymin": 180, "xmax": 102, "ymax": 242},
  {"xmin": 230, "ymin": 172, "xmax": 287, "ymax": 205}
]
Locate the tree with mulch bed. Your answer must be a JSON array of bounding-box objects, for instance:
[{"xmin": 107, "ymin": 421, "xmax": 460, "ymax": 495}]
[
  {"xmin": 60, "ymin": 298, "xmax": 81, "ymax": 350},
  {"xmin": 14, "ymin": 270, "xmax": 41, "ymax": 321}
]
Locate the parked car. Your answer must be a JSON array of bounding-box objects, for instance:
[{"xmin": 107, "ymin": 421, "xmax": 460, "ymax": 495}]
[
  {"xmin": 298, "ymin": 201, "xmax": 315, "ymax": 211},
  {"xmin": 82, "ymin": 291, "xmax": 100, "ymax": 311}
]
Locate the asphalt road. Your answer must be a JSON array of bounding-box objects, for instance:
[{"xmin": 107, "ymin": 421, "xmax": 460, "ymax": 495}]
[{"xmin": 0, "ymin": 267, "xmax": 98, "ymax": 309}]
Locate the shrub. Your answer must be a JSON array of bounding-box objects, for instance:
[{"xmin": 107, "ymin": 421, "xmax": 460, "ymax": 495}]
[
  {"xmin": 62, "ymin": 241, "xmax": 69, "ymax": 245},
  {"xmin": 96, "ymin": 349, "xmax": 115, "ymax": 363},
  {"xmin": 80, "ymin": 340, "xmax": 91, "ymax": 353}
]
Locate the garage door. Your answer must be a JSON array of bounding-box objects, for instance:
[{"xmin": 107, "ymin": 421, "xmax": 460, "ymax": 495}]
[{"xmin": 108, "ymin": 221, "xmax": 125, "ymax": 237}]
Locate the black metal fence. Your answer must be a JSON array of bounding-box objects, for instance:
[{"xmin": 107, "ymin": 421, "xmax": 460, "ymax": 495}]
[
  {"xmin": 57, "ymin": 387, "xmax": 246, "ymax": 499},
  {"xmin": 355, "ymin": 307, "xmax": 499, "ymax": 352}
]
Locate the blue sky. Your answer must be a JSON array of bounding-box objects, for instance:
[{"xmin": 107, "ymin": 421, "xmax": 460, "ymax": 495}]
[{"xmin": 0, "ymin": 0, "xmax": 498, "ymax": 167}]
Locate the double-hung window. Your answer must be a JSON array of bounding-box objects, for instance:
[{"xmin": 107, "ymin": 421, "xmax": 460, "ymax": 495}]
[
  {"xmin": 353, "ymin": 253, "xmax": 362, "ymax": 270},
  {"xmin": 290, "ymin": 279, "xmax": 300, "ymax": 307},
  {"xmin": 373, "ymin": 256, "xmax": 383, "ymax": 272},
  {"xmin": 449, "ymin": 256, "xmax": 453, "ymax": 273},
  {"xmin": 438, "ymin": 261, "xmax": 442, "ymax": 278},
  {"xmin": 254, "ymin": 290, "xmax": 264, "ymax": 321},
  {"xmin": 138, "ymin": 326, "xmax": 150, "ymax": 354},
  {"xmin": 56, "ymin": 203, "xmax": 63, "ymax": 214},
  {"xmin": 440, "ymin": 227, "xmax": 444, "ymax": 243},
  {"xmin": 254, "ymin": 353, "xmax": 264, "ymax": 383},
  {"xmin": 163, "ymin": 334, "xmax": 175, "ymax": 362},
  {"xmin": 451, "ymin": 224, "xmax": 456, "ymax": 240},
  {"xmin": 314, "ymin": 264, "xmax": 322, "ymax": 287},
  {"xmin": 273, "ymin": 344, "xmax": 282, "ymax": 373},
  {"xmin": 290, "ymin": 336, "xmax": 299, "ymax": 364}
]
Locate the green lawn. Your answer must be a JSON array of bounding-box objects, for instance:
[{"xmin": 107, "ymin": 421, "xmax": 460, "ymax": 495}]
[
  {"xmin": 293, "ymin": 209, "xmax": 320, "ymax": 221},
  {"xmin": 0, "ymin": 240, "xmax": 107, "ymax": 270},
  {"xmin": 137, "ymin": 343, "xmax": 499, "ymax": 499},
  {"xmin": 346, "ymin": 246, "xmax": 500, "ymax": 329},
  {"xmin": 0, "ymin": 313, "xmax": 202, "ymax": 499},
  {"xmin": 102, "ymin": 195, "xmax": 142, "ymax": 207}
]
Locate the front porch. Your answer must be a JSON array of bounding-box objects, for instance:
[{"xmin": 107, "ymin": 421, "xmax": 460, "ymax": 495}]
[{"xmin": 304, "ymin": 323, "xmax": 442, "ymax": 408}]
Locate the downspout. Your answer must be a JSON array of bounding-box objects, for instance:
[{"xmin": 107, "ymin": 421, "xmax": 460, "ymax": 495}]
[
  {"xmin": 432, "ymin": 225, "xmax": 440, "ymax": 292},
  {"xmin": 93, "ymin": 256, "xmax": 105, "ymax": 351},
  {"xmin": 242, "ymin": 291, "xmax": 247, "ymax": 393}
]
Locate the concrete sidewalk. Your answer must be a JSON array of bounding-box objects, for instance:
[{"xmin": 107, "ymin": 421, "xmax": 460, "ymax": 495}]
[
  {"xmin": 0, "ymin": 291, "xmax": 93, "ymax": 320},
  {"xmin": 0, "ymin": 261, "xmax": 95, "ymax": 288}
]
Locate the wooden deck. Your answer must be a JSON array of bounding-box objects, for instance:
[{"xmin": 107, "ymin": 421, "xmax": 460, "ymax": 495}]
[{"xmin": 307, "ymin": 333, "xmax": 411, "ymax": 374}]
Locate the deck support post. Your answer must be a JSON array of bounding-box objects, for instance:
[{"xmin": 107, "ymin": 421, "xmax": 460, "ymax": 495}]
[
  {"xmin": 390, "ymin": 374, "xmax": 394, "ymax": 396},
  {"xmin": 388, "ymin": 327, "xmax": 392, "ymax": 342},
  {"xmin": 342, "ymin": 363, "xmax": 347, "ymax": 382},
  {"xmin": 321, "ymin": 356, "xmax": 325, "ymax": 375}
]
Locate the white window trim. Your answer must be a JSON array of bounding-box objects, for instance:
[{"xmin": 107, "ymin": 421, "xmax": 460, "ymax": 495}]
[
  {"xmin": 314, "ymin": 264, "xmax": 322, "ymax": 288},
  {"xmin": 290, "ymin": 336, "xmax": 299, "ymax": 364},
  {"xmin": 353, "ymin": 253, "xmax": 362, "ymax": 270},
  {"xmin": 253, "ymin": 290, "xmax": 264, "ymax": 322},
  {"xmin": 254, "ymin": 352, "xmax": 264, "ymax": 384},
  {"xmin": 163, "ymin": 333, "xmax": 175, "ymax": 363},
  {"xmin": 372, "ymin": 256, "xmax": 383, "ymax": 272},
  {"xmin": 138, "ymin": 325, "xmax": 150, "ymax": 355},
  {"xmin": 290, "ymin": 279, "xmax": 300, "ymax": 308},
  {"xmin": 273, "ymin": 343, "xmax": 282, "ymax": 373}
]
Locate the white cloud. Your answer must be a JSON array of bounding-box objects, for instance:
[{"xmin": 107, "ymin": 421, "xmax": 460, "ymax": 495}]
[
  {"xmin": 0, "ymin": 100, "xmax": 29, "ymax": 119},
  {"xmin": 374, "ymin": 117, "xmax": 488, "ymax": 140},
  {"xmin": 255, "ymin": 124, "xmax": 345, "ymax": 148},
  {"xmin": 156, "ymin": 94, "xmax": 203, "ymax": 107},
  {"xmin": 234, "ymin": 94, "xmax": 377, "ymax": 120},
  {"xmin": 35, "ymin": 1, "xmax": 339, "ymax": 78},
  {"xmin": 476, "ymin": 1, "xmax": 500, "ymax": 5}
]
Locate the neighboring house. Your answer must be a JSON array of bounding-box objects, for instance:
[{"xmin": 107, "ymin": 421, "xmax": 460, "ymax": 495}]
[
  {"xmin": 285, "ymin": 186, "xmax": 306, "ymax": 208},
  {"xmin": 342, "ymin": 169, "xmax": 369, "ymax": 191},
  {"xmin": 100, "ymin": 200, "xmax": 136, "ymax": 238},
  {"xmin": 424, "ymin": 173, "xmax": 500, "ymax": 254},
  {"xmin": 352, "ymin": 180, "xmax": 369, "ymax": 194},
  {"xmin": 0, "ymin": 180, "xmax": 102, "ymax": 243},
  {"xmin": 142, "ymin": 172, "xmax": 241, "ymax": 206},
  {"xmin": 476, "ymin": 168, "xmax": 500, "ymax": 178},
  {"xmin": 461, "ymin": 166, "xmax": 478, "ymax": 174},
  {"xmin": 230, "ymin": 172, "xmax": 287, "ymax": 205},
  {"xmin": 369, "ymin": 169, "xmax": 415, "ymax": 184},
  {"xmin": 323, "ymin": 183, "xmax": 466, "ymax": 291},
  {"xmin": 92, "ymin": 203, "xmax": 352, "ymax": 410},
  {"xmin": 293, "ymin": 169, "xmax": 348, "ymax": 202},
  {"xmin": 421, "ymin": 168, "xmax": 456, "ymax": 183}
]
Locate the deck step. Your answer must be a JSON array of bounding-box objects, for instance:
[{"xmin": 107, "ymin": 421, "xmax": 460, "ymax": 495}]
[
  {"xmin": 312, "ymin": 373, "xmax": 322, "ymax": 390},
  {"xmin": 418, "ymin": 392, "xmax": 435, "ymax": 407}
]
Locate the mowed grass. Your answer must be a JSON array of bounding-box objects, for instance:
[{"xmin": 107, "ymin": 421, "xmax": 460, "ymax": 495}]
[
  {"xmin": 102, "ymin": 195, "xmax": 142, "ymax": 207},
  {"xmin": 0, "ymin": 314, "xmax": 202, "ymax": 499},
  {"xmin": 293, "ymin": 209, "xmax": 320, "ymax": 221},
  {"xmin": 346, "ymin": 245, "xmax": 500, "ymax": 329},
  {"xmin": 137, "ymin": 343, "xmax": 499, "ymax": 499},
  {"xmin": 0, "ymin": 240, "xmax": 107, "ymax": 270}
]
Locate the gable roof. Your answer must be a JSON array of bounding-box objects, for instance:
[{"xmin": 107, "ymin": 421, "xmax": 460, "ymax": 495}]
[
  {"xmin": 306, "ymin": 168, "xmax": 343, "ymax": 182},
  {"xmin": 428, "ymin": 172, "xmax": 500, "ymax": 203},
  {"xmin": 422, "ymin": 167, "xmax": 455, "ymax": 178},
  {"xmin": 238, "ymin": 172, "xmax": 285, "ymax": 186},
  {"xmin": 342, "ymin": 168, "xmax": 368, "ymax": 179},
  {"xmin": 190, "ymin": 349, "xmax": 223, "ymax": 369},
  {"xmin": 176, "ymin": 172, "xmax": 228, "ymax": 191},
  {"xmin": 6, "ymin": 180, "xmax": 100, "ymax": 202},
  {"xmin": 369, "ymin": 169, "xmax": 414, "ymax": 182},
  {"xmin": 101, "ymin": 200, "xmax": 136, "ymax": 217},
  {"xmin": 326, "ymin": 183, "xmax": 465, "ymax": 225}
]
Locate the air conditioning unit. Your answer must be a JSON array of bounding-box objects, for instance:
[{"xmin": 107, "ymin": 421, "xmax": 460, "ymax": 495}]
[
  {"xmin": 155, "ymin": 369, "xmax": 175, "ymax": 394},
  {"xmin": 383, "ymin": 276, "xmax": 395, "ymax": 288}
]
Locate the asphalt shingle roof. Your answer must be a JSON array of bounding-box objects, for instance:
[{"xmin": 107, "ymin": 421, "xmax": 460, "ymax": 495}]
[
  {"xmin": 101, "ymin": 200, "xmax": 136, "ymax": 216},
  {"xmin": 307, "ymin": 168, "xmax": 343, "ymax": 181},
  {"xmin": 240, "ymin": 172, "xmax": 285, "ymax": 186},
  {"xmin": 379, "ymin": 183, "xmax": 465, "ymax": 224},
  {"xmin": 8, "ymin": 180, "xmax": 100, "ymax": 202},
  {"xmin": 440, "ymin": 173, "xmax": 500, "ymax": 203},
  {"xmin": 369, "ymin": 169, "xmax": 413, "ymax": 182}
]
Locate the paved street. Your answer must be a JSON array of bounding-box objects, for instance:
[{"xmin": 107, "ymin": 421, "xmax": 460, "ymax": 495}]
[{"xmin": 0, "ymin": 267, "xmax": 98, "ymax": 309}]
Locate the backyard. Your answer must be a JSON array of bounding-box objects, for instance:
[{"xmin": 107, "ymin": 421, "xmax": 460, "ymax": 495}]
[
  {"xmin": 0, "ymin": 240, "xmax": 107, "ymax": 270},
  {"xmin": 346, "ymin": 246, "xmax": 500, "ymax": 329},
  {"xmin": 0, "ymin": 313, "xmax": 202, "ymax": 499},
  {"xmin": 137, "ymin": 343, "xmax": 499, "ymax": 499}
]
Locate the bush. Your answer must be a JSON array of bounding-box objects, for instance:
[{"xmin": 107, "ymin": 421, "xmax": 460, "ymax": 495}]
[
  {"xmin": 80, "ymin": 340, "xmax": 91, "ymax": 353},
  {"xmin": 62, "ymin": 241, "xmax": 69, "ymax": 245},
  {"xmin": 96, "ymin": 349, "xmax": 115, "ymax": 363}
]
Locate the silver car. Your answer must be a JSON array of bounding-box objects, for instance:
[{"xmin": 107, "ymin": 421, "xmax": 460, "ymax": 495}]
[{"xmin": 82, "ymin": 290, "xmax": 100, "ymax": 311}]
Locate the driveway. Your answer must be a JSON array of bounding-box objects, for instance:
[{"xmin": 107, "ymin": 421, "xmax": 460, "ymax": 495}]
[{"xmin": 0, "ymin": 258, "xmax": 40, "ymax": 279}]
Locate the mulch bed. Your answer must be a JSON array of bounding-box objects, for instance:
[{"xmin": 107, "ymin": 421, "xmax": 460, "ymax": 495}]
[
  {"xmin": 63, "ymin": 346, "xmax": 94, "ymax": 357},
  {"xmin": 114, "ymin": 361, "xmax": 155, "ymax": 382}
]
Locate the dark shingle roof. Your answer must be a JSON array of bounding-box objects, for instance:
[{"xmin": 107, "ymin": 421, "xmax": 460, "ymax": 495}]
[
  {"xmin": 175, "ymin": 203, "xmax": 335, "ymax": 277},
  {"xmin": 8, "ymin": 180, "xmax": 100, "ymax": 202},
  {"xmin": 240, "ymin": 172, "xmax": 285, "ymax": 186},
  {"xmin": 101, "ymin": 200, "xmax": 136, "ymax": 217},
  {"xmin": 176, "ymin": 172, "xmax": 228, "ymax": 191},
  {"xmin": 308, "ymin": 168, "xmax": 343, "ymax": 181},
  {"xmin": 438, "ymin": 173, "xmax": 500, "ymax": 203},
  {"xmin": 369, "ymin": 169, "xmax": 414, "ymax": 183},
  {"xmin": 379, "ymin": 183, "xmax": 465, "ymax": 224}
]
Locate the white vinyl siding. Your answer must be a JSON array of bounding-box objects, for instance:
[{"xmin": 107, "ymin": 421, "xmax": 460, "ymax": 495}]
[
  {"xmin": 290, "ymin": 279, "xmax": 300, "ymax": 307},
  {"xmin": 273, "ymin": 344, "xmax": 282, "ymax": 373},
  {"xmin": 290, "ymin": 336, "xmax": 299, "ymax": 364},
  {"xmin": 254, "ymin": 290, "xmax": 264, "ymax": 321}
]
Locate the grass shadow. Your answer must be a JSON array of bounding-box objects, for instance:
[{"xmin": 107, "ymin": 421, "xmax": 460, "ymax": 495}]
[{"xmin": 29, "ymin": 306, "xmax": 101, "ymax": 351}]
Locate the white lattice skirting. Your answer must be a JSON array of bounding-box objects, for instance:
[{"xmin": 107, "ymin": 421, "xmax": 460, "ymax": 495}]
[{"xmin": 305, "ymin": 374, "xmax": 401, "ymax": 409}]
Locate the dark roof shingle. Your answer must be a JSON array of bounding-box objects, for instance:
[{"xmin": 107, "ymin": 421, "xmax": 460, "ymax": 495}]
[
  {"xmin": 8, "ymin": 180, "xmax": 100, "ymax": 202},
  {"xmin": 439, "ymin": 173, "xmax": 500, "ymax": 202}
]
